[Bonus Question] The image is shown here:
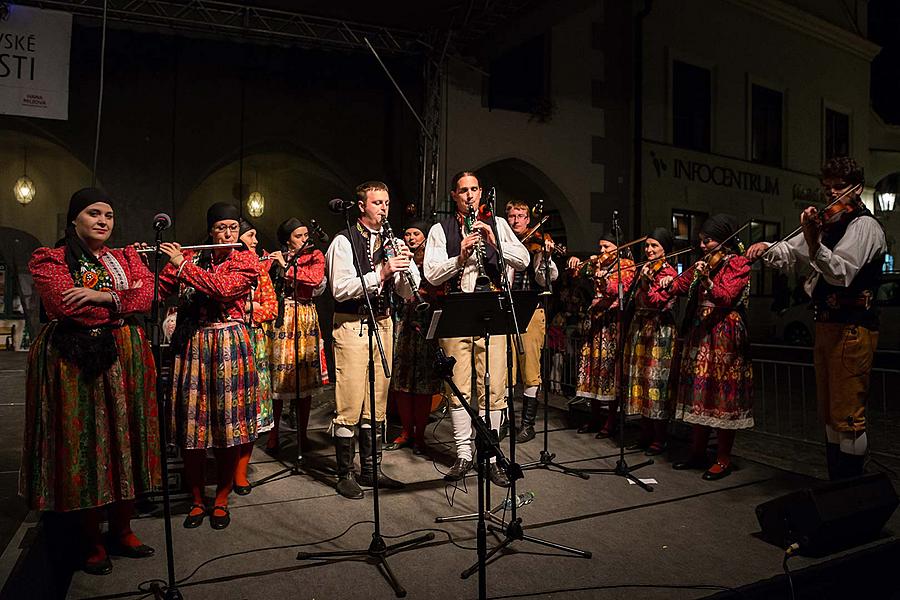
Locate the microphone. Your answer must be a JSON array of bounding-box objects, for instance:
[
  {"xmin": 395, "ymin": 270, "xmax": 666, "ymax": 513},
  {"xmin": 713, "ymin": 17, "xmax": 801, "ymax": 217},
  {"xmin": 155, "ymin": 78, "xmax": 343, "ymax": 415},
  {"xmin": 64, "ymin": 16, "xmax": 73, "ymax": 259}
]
[
  {"xmin": 328, "ymin": 198, "xmax": 355, "ymax": 213},
  {"xmin": 153, "ymin": 213, "xmax": 172, "ymax": 231},
  {"xmin": 309, "ymin": 218, "xmax": 330, "ymax": 243}
]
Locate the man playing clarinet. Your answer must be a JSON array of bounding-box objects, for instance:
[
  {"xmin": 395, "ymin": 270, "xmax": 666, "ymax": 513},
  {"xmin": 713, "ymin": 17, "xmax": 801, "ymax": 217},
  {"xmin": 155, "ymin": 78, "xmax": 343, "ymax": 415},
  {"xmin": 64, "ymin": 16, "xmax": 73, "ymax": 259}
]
[{"xmin": 325, "ymin": 180, "xmax": 420, "ymax": 499}]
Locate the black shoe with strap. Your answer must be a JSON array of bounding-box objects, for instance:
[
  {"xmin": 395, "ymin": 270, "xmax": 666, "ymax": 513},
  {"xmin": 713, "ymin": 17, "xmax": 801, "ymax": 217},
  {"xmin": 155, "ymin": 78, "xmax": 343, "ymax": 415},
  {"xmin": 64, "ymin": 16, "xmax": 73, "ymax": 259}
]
[
  {"xmin": 210, "ymin": 505, "xmax": 231, "ymax": 530},
  {"xmin": 83, "ymin": 556, "xmax": 113, "ymax": 576},
  {"xmin": 182, "ymin": 504, "xmax": 206, "ymax": 529},
  {"xmin": 489, "ymin": 464, "xmax": 511, "ymax": 488},
  {"xmin": 701, "ymin": 461, "xmax": 733, "ymax": 481},
  {"xmin": 444, "ymin": 458, "xmax": 474, "ymax": 482}
]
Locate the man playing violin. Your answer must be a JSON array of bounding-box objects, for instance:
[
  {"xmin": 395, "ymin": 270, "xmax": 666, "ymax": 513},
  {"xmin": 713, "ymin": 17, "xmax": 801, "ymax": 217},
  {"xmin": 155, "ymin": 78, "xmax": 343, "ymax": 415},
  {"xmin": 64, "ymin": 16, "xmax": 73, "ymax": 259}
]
[
  {"xmin": 747, "ymin": 157, "xmax": 886, "ymax": 480},
  {"xmin": 505, "ymin": 200, "xmax": 559, "ymax": 443}
]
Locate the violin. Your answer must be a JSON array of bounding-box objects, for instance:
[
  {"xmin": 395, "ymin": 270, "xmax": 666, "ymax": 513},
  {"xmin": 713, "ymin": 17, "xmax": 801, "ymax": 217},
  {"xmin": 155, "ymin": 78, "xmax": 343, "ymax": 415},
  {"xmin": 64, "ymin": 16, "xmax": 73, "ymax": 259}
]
[
  {"xmin": 818, "ymin": 195, "xmax": 861, "ymax": 225},
  {"xmin": 525, "ymin": 233, "xmax": 567, "ymax": 256}
]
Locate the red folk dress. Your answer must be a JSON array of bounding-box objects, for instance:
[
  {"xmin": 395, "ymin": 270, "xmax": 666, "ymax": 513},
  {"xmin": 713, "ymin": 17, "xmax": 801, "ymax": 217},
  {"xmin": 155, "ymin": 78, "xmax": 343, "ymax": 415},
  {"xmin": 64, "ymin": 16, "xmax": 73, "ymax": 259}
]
[
  {"xmin": 247, "ymin": 259, "xmax": 278, "ymax": 432},
  {"xmin": 624, "ymin": 262, "xmax": 679, "ymax": 419},
  {"xmin": 655, "ymin": 255, "xmax": 754, "ymax": 429},
  {"xmin": 159, "ymin": 248, "xmax": 260, "ymax": 449},
  {"xmin": 22, "ymin": 246, "xmax": 161, "ymax": 511},
  {"xmin": 575, "ymin": 258, "xmax": 635, "ymax": 401},
  {"xmin": 268, "ymin": 249, "xmax": 329, "ymax": 399}
]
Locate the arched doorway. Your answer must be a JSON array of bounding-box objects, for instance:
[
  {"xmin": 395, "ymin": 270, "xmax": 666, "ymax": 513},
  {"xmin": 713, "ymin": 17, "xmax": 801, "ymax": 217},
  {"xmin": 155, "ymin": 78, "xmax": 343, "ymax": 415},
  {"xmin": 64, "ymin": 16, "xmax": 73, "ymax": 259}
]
[{"xmin": 472, "ymin": 157, "xmax": 574, "ymax": 249}]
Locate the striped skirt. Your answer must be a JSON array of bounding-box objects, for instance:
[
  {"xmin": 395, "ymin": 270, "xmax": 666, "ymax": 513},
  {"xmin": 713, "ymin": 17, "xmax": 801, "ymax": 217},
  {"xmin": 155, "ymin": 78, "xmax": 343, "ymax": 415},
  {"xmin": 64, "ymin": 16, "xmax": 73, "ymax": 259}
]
[
  {"xmin": 249, "ymin": 325, "xmax": 274, "ymax": 433},
  {"xmin": 675, "ymin": 307, "xmax": 754, "ymax": 430},
  {"xmin": 625, "ymin": 310, "xmax": 676, "ymax": 419},
  {"xmin": 20, "ymin": 323, "xmax": 161, "ymax": 512},
  {"xmin": 268, "ymin": 300, "xmax": 328, "ymax": 399},
  {"xmin": 172, "ymin": 321, "xmax": 259, "ymax": 449}
]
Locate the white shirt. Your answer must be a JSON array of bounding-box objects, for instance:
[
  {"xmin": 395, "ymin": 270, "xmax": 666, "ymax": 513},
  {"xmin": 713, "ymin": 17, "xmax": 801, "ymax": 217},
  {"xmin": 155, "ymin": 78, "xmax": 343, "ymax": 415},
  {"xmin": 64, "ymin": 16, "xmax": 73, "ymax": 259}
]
[
  {"xmin": 326, "ymin": 224, "xmax": 420, "ymax": 303},
  {"xmin": 529, "ymin": 252, "xmax": 559, "ymax": 288},
  {"xmin": 761, "ymin": 215, "xmax": 886, "ymax": 296},
  {"xmin": 424, "ymin": 216, "xmax": 529, "ymax": 292}
]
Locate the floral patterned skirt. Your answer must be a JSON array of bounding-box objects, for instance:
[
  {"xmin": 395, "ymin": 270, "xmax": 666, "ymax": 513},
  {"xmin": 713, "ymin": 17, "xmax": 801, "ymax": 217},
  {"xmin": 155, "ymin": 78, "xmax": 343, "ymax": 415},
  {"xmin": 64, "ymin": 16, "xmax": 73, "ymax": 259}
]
[
  {"xmin": 675, "ymin": 307, "xmax": 754, "ymax": 429},
  {"xmin": 249, "ymin": 325, "xmax": 274, "ymax": 433},
  {"xmin": 20, "ymin": 323, "xmax": 161, "ymax": 512},
  {"xmin": 267, "ymin": 300, "xmax": 328, "ymax": 399},
  {"xmin": 391, "ymin": 302, "xmax": 442, "ymax": 395},
  {"xmin": 625, "ymin": 310, "xmax": 676, "ymax": 419},
  {"xmin": 576, "ymin": 317, "xmax": 618, "ymax": 401},
  {"xmin": 172, "ymin": 321, "xmax": 259, "ymax": 449}
]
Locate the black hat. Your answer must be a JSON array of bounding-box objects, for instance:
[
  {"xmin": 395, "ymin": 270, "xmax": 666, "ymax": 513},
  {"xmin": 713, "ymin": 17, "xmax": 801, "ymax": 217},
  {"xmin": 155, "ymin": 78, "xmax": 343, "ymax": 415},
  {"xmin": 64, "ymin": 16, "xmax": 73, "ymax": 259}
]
[
  {"xmin": 206, "ymin": 202, "xmax": 240, "ymax": 230},
  {"xmin": 404, "ymin": 220, "xmax": 430, "ymax": 236},
  {"xmin": 699, "ymin": 214, "xmax": 740, "ymax": 245},
  {"xmin": 600, "ymin": 231, "xmax": 617, "ymax": 245},
  {"xmin": 277, "ymin": 217, "xmax": 305, "ymax": 245},
  {"xmin": 67, "ymin": 188, "xmax": 112, "ymax": 223},
  {"xmin": 238, "ymin": 217, "xmax": 256, "ymax": 237},
  {"xmin": 647, "ymin": 227, "xmax": 674, "ymax": 253}
]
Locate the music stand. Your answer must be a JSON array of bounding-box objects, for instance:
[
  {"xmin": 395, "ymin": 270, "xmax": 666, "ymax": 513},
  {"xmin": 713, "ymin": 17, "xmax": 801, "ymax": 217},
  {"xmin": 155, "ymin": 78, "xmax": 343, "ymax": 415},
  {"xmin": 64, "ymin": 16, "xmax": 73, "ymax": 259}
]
[{"xmin": 430, "ymin": 290, "xmax": 536, "ymax": 526}]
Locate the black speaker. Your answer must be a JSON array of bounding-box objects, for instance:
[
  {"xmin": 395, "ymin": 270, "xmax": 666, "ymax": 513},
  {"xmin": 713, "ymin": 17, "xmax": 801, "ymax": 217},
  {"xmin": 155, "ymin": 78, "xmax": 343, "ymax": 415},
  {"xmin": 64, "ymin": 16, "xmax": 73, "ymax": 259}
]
[{"xmin": 756, "ymin": 473, "xmax": 899, "ymax": 556}]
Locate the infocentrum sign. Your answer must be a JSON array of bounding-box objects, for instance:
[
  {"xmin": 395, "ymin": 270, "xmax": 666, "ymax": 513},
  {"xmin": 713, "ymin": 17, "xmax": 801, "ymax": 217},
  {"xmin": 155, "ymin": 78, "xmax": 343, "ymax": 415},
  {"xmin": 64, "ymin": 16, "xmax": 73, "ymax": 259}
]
[{"xmin": 649, "ymin": 149, "xmax": 780, "ymax": 195}]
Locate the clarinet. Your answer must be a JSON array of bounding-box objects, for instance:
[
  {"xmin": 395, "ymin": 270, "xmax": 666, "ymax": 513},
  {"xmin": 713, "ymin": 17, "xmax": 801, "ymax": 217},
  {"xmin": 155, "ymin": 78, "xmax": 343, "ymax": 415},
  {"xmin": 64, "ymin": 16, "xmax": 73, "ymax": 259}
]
[
  {"xmin": 381, "ymin": 219, "xmax": 430, "ymax": 313},
  {"xmin": 465, "ymin": 205, "xmax": 493, "ymax": 292}
]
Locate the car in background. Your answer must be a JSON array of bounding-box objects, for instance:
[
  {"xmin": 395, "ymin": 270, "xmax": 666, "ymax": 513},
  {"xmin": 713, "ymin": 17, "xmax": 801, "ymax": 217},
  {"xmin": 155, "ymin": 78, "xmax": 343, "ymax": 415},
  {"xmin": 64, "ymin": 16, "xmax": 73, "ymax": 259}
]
[{"xmin": 773, "ymin": 272, "xmax": 900, "ymax": 348}]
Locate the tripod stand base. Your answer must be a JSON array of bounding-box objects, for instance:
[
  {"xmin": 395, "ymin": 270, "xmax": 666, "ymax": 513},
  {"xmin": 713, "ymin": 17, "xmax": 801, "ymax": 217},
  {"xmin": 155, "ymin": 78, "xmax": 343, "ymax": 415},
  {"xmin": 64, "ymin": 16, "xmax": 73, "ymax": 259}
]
[
  {"xmin": 460, "ymin": 518, "xmax": 591, "ymax": 579},
  {"xmin": 580, "ymin": 457, "xmax": 655, "ymax": 491},
  {"xmin": 520, "ymin": 450, "xmax": 591, "ymax": 480},
  {"xmin": 297, "ymin": 531, "xmax": 435, "ymax": 598},
  {"xmin": 149, "ymin": 582, "xmax": 183, "ymax": 600}
]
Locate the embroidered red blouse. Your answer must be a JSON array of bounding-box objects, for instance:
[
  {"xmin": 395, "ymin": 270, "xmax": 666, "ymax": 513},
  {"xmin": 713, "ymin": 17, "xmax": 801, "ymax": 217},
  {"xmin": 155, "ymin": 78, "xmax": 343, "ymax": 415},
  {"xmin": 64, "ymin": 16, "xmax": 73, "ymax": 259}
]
[
  {"xmin": 159, "ymin": 248, "xmax": 259, "ymax": 322},
  {"xmin": 652, "ymin": 254, "xmax": 751, "ymax": 308},
  {"xmin": 29, "ymin": 245, "xmax": 154, "ymax": 327},
  {"xmin": 283, "ymin": 249, "xmax": 325, "ymax": 301},
  {"xmin": 247, "ymin": 259, "xmax": 278, "ymax": 325},
  {"xmin": 634, "ymin": 262, "xmax": 679, "ymax": 311},
  {"xmin": 592, "ymin": 258, "xmax": 635, "ymax": 312}
]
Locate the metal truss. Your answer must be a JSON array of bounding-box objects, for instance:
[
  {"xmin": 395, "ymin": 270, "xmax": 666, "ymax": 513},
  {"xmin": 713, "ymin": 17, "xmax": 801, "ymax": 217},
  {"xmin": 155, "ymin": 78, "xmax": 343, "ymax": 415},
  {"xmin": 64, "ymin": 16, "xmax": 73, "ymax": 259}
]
[{"xmin": 15, "ymin": 0, "xmax": 425, "ymax": 53}]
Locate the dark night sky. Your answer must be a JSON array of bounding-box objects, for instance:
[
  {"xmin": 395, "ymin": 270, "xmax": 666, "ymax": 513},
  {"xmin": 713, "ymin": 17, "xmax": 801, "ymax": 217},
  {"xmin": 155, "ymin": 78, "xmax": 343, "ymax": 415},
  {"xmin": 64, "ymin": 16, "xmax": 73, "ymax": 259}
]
[{"xmin": 869, "ymin": 0, "xmax": 900, "ymax": 125}]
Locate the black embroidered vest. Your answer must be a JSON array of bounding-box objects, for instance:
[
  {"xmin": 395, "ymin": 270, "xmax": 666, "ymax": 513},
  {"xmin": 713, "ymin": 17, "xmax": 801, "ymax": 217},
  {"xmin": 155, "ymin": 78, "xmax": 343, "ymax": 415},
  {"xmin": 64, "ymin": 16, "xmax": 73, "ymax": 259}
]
[
  {"xmin": 811, "ymin": 207, "xmax": 884, "ymax": 329},
  {"xmin": 333, "ymin": 225, "xmax": 391, "ymax": 315},
  {"xmin": 439, "ymin": 214, "xmax": 502, "ymax": 292}
]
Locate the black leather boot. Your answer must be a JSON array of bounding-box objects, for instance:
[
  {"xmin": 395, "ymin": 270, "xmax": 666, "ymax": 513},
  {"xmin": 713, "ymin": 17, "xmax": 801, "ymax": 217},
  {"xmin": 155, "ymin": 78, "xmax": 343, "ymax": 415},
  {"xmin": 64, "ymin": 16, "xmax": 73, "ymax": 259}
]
[
  {"xmin": 825, "ymin": 442, "xmax": 841, "ymax": 480},
  {"xmin": 836, "ymin": 452, "xmax": 865, "ymax": 480},
  {"xmin": 516, "ymin": 395, "xmax": 539, "ymax": 443},
  {"xmin": 334, "ymin": 436, "xmax": 363, "ymax": 499},
  {"xmin": 358, "ymin": 423, "xmax": 405, "ymax": 490}
]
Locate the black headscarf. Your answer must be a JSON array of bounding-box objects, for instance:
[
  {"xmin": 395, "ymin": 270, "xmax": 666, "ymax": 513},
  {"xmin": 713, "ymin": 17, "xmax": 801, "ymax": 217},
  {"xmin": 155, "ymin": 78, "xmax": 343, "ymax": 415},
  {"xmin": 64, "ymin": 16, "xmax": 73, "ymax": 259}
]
[
  {"xmin": 239, "ymin": 217, "xmax": 256, "ymax": 237},
  {"xmin": 647, "ymin": 227, "xmax": 673, "ymax": 254},
  {"xmin": 277, "ymin": 217, "xmax": 305, "ymax": 247},
  {"xmin": 700, "ymin": 214, "xmax": 741, "ymax": 249},
  {"xmin": 404, "ymin": 220, "xmax": 430, "ymax": 236},
  {"xmin": 600, "ymin": 231, "xmax": 617, "ymax": 245},
  {"xmin": 61, "ymin": 188, "xmax": 114, "ymax": 277},
  {"xmin": 206, "ymin": 202, "xmax": 240, "ymax": 230}
]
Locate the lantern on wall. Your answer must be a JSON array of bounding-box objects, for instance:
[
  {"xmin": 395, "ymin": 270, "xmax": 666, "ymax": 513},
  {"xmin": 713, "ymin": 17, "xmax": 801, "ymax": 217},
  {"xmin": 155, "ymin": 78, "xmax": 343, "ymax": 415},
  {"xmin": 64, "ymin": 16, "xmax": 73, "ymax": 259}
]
[
  {"xmin": 14, "ymin": 146, "xmax": 35, "ymax": 206},
  {"xmin": 247, "ymin": 190, "xmax": 265, "ymax": 217},
  {"xmin": 878, "ymin": 192, "xmax": 895, "ymax": 213}
]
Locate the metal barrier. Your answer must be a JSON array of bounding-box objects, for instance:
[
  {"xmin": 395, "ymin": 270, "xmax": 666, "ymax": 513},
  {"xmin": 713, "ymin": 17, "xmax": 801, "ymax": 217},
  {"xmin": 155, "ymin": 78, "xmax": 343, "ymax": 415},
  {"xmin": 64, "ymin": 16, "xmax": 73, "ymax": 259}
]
[
  {"xmin": 545, "ymin": 331, "xmax": 900, "ymax": 460},
  {"xmin": 752, "ymin": 345, "xmax": 900, "ymax": 460}
]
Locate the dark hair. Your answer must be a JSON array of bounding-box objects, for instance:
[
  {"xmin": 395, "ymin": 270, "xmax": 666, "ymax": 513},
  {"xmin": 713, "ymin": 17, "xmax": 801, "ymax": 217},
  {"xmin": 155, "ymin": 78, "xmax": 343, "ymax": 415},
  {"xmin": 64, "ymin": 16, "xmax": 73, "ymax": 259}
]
[
  {"xmin": 450, "ymin": 171, "xmax": 479, "ymax": 192},
  {"xmin": 821, "ymin": 157, "xmax": 864, "ymax": 187}
]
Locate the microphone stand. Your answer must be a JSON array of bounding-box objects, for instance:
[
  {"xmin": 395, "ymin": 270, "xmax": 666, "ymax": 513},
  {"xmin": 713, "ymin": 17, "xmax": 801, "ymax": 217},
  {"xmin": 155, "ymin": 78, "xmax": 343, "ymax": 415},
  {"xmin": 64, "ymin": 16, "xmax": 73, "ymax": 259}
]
[
  {"xmin": 578, "ymin": 211, "xmax": 653, "ymax": 492},
  {"xmin": 253, "ymin": 248, "xmax": 307, "ymax": 486},
  {"xmin": 459, "ymin": 189, "xmax": 591, "ymax": 581},
  {"xmin": 297, "ymin": 210, "xmax": 433, "ymax": 598},
  {"xmin": 521, "ymin": 241, "xmax": 591, "ymax": 479},
  {"xmin": 148, "ymin": 223, "xmax": 183, "ymax": 600}
]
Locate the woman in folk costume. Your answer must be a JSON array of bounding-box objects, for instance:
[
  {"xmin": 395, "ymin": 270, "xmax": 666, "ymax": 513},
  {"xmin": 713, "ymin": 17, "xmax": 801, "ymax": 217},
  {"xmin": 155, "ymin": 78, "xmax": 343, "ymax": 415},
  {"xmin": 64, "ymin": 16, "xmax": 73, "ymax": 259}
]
[
  {"xmin": 232, "ymin": 218, "xmax": 278, "ymax": 495},
  {"xmin": 22, "ymin": 188, "xmax": 161, "ymax": 575},
  {"xmin": 567, "ymin": 232, "xmax": 635, "ymax": 438},
  {"xmin": 385, "ymin": 220, "xmax": 442, "ymax": 455},
  {"xmin": 623, "ymin": 228, "xmax": 679, "ymax": 456},
  {"xmin": 265, "ymin": 218, "xmax": 328, "ymax": 455},
  {"xmin": 158, "ymin": 202, "xmax": 259, "ymax": 529},
  {"xmin": 653, "ymin": 214, "xmax": 754, "ymax": 480}
]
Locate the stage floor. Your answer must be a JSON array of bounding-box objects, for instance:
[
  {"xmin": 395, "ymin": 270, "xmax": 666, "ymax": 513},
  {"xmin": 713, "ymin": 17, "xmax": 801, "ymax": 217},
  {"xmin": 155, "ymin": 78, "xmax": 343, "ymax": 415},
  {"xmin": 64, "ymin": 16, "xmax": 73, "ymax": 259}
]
[{"xmin": 3, "ymin": 389, "xmax": 899, "ymax": 600}]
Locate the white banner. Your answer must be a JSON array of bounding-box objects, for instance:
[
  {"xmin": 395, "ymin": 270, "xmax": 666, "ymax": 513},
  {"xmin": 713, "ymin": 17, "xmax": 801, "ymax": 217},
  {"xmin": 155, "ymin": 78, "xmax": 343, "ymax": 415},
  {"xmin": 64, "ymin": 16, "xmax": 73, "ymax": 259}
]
[{"xmin": 0, "ymin": 5, "xmax": 72, "ymax": 120}]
